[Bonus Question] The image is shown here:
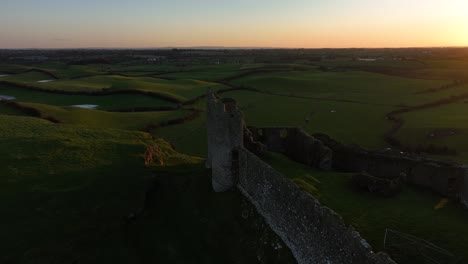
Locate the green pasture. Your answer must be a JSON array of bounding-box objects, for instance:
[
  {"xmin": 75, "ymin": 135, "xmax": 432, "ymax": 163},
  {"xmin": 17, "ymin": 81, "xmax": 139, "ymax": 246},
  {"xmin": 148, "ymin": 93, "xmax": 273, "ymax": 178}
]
[
  {"xmin": 0, "ymin": 84, "xmax": 175, "ymax": 110},
  {"xmin": 34, "ymin": 75, "xmax": 225, "ymax": 100},
  {"xmin": 153, "ymin": 100, "xmax": 208, "ymax": 157},
  {"xmin": 21, "ymin": 102, "xmax": 188, "ymax": 130},
  {"xmin": 155, "ymin": 87, "xmax": 395, "ymax": 157},
  {"xmin": 1, "ymin": 55, "xmax": 468, "ymax": 264},
  {"xmin": 318, "ymin": 58, "xmax": 427, "ymax": 69},
  {"xmin": 230, "ymin": 70, "xmax": 449, "ymax": 106},
  {"xmin": 1, "ymin": 71, "xmax": 53, "ymax": 82},
  {"xmin": 264, "ymin": 152, "xmax": 468, "ymax": 263},
  {"xmin": 223, "ymin": 90, "xmax": 394, "ymax": 149},
  {"xmin": 317, "ymin": 59, "xmax": 468, "ymax": 80},
  {"xmin": 156, "ymin": 63, "xmax": 315, "ymax": 82},
  {"xmin": 394, "ymin": 60, "xmax": 468, "ymax": 80},
  {"xmin": 0, "ymin": 115, "xmax": 150, "ymax": 263},
  {"xmin": 396, "ymin": 101, "xmax": 468, "ymax": 163},
  {"xmin": 107, "ymin": 63, "xmax": 182, "ymax": 73},
  {"xmin": 0, "ymin": 102, "xmax": 25, "ymax": 116},
  {"xmin": 0, "ymin": 64, "xmax": 31, "ymax": 73}
]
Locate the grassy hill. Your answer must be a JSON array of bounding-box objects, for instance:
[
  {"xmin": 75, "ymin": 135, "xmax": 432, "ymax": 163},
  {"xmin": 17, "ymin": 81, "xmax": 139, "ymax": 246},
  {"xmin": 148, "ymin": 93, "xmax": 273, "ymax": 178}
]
[{"xmin": 0, "ymin": 115, "xmax": 197, "ymax": 263}]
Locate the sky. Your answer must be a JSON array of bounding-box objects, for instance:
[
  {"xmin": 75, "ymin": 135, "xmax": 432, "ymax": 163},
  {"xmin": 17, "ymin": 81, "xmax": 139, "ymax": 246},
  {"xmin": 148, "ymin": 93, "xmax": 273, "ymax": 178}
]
[{"xmin": 1, "ymin": 0, "xmax": 467, "ymax": 49}]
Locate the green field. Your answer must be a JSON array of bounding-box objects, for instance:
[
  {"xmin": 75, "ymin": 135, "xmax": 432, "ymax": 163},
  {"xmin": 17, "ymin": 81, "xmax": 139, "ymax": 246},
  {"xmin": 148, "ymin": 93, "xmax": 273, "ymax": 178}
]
[
  {"xmin": 21, "ymin": 102, "xmax": 189, "ymax": 130},
  {"xmin": 396, "ymin": 101, "xmax": 468, "ymax": 162},
  {"xmin": 0, "ymin": 84, "xmax": 176, "ymax": 110},
  {"xmin": 263, "ymin": 152, "xmax": 468, "ymax": 263},
  {"xmin": 0, "ymin": 115, "xmax": 162, "ymax": 263},
  {"xmin": 1, "ymin": 49, "xmax": 468, "ymax": 263}
]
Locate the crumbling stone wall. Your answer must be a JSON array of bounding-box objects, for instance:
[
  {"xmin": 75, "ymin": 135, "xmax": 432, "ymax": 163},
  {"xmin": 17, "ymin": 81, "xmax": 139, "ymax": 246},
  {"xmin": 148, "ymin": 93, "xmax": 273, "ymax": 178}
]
[
  {"xmin": 315, "ymin": 133, "xmax": 468, "ymax": 202},
  {"xmin": 206, "ymin": 92, "xmax": 244, "ymax": 192},
  {"xmin": 248, "ymin": 127, "xmax": 332, "ymax": 170},
  {"xmin": 206, "ymin": 92, "xmax": 395, "ymax": 263},
  {"xmin": 236, "ymin": 148, "xmax": 395, "ymax": 264},
  {"xmin": 461, "ymin": 172, "xmax": 468, "ymax": 207},
  {"xmin": 352, "ymin": 172, "xmax": 402, "ymax": 196}
]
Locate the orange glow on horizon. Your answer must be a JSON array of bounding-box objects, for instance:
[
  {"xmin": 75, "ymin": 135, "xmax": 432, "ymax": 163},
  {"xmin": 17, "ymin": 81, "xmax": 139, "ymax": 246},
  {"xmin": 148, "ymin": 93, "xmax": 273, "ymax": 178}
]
[{"xmin": 0, "ymin": 0, "xmax": 467, "ymax": 49}]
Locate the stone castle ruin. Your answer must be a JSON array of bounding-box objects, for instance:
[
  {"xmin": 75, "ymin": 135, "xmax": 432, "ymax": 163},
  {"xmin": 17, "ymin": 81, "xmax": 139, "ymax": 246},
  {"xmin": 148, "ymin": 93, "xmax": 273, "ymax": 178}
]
[
  {"xmin": 205, "ymin": 91, "xmax": 396, "ymax": 264},
  {"xmin": 247, "ymin": 127, "xmax": 468, "ymax": 203},
  {"xmin": 206, "ymin": 95, "xmax": 244, "ymax": 192}
]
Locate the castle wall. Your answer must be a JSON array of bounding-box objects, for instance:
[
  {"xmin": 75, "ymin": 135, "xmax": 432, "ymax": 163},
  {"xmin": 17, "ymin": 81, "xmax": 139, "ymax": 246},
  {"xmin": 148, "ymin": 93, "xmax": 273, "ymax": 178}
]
[
  {"xmin": 315, "ymin": 134, "xmax": 468, "ymax": 200},
  {"xmin": 206, "ymin": 92, "xmax": 244, "ymax": 192},
  {"xmin": 250, "ymin": 127, "xmax": 332, "ymax": 170},
  {"xmin": 462, "ymin": 172, "xmax": 468, "ymax": 207},
  {"xmin": 236, "ymin": 148, "xmax": 395, "ymax": 264},
  {"xmin": 249, "ymin": 125, "xmax": 468, "ymax": 204},
  {"xmin": 206, "ymin": 92, "xmax": 396, "ymax": 263}
]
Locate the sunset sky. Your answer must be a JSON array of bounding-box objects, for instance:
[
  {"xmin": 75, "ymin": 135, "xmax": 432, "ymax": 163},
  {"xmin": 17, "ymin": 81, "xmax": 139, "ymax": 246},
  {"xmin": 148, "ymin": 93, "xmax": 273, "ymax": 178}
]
[{"xmin": 1, "ymin": 0, "xmax": 467, "ymax": 49}]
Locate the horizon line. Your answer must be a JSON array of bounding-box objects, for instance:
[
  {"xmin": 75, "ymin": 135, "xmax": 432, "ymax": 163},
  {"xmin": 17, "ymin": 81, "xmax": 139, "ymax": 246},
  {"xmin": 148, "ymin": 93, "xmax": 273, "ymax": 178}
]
[{"xmin": 1, "ymin": 45, "xmax": 468, "ymax": 51}]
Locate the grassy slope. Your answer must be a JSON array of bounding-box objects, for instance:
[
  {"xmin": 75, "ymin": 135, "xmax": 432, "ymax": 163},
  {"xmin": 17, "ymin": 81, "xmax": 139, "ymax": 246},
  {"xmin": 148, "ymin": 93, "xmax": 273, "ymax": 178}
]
[
  {"xmin": 0, "ymin": 102, "xmax": 26, "ymax": 116},
  {"xmin": 263, "ymin": 152, "xmax": 468, "ymax": 263},
  {"xmin": 0, "ymin": 114, "xmax": 203, "ymax": 264},
  {"xmin": 21, "ymin": 102, "xmax": 188, "ymax": 130},
  {"xmin": 152, "ymin": 100, "xmax": 208, "ymax": 157},
  {"xmin": 1, "ymin": 71, "xmax": 53, "ymax": 82},
  {"xmin": 230, "ymin": 70, "xmax": 449, "ymax": 105},
  {"xmin": 0, "ymin": 113, "xmax": 294, "ymax": 264},
  {"xmin": 33, "ymin": 75, "xmax": 225, "ymax": 99},
  {"xmin": 0, "ymin": 84, "xmax": 175, "ymax": 110},
  {"xmin": 2, "ymin": 59, "xmax": 468, "ymax": 263},
  {"xmin": 128, "ymin": 165, "xmax": 296, "ymax": 264}
]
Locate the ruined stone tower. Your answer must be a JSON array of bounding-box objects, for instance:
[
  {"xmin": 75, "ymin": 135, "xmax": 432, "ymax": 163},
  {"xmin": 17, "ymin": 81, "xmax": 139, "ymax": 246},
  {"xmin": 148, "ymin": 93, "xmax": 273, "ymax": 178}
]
[{"xmin": 206, "ymin": 91, "xmax": 244, "ymax": 192}]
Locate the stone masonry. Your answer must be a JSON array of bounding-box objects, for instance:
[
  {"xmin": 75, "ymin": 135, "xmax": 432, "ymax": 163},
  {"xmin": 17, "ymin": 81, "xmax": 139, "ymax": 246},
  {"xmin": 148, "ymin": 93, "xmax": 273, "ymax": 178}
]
[
  {"xmin": 206, "ymin": 91, "xmax": 244, "ymax": 192},
  {"xmin": 205, "ymin": 92, "xmax": 395, "ymax": 264}
]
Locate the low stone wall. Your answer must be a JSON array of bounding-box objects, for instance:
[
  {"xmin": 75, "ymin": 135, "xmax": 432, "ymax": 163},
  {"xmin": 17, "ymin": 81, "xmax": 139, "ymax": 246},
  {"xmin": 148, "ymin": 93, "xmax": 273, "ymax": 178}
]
[
  {"xmin": 315, "ymin": 133, "xmax": 468, "ymax": 202},
  {"xmin": 249, "ymin": 127, "xmax": 332, "ymax": 170},
  {"xmin": 236, "ymin": 147, "xmax": 395, "ymax": 264}
]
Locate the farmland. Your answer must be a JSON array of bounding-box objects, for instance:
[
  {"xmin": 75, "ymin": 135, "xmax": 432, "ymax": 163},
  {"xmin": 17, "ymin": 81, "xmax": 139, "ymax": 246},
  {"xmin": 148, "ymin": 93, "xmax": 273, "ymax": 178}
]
[{"xmin": 1, "ymin": 48, "xmax": 468, "ymax": 263}]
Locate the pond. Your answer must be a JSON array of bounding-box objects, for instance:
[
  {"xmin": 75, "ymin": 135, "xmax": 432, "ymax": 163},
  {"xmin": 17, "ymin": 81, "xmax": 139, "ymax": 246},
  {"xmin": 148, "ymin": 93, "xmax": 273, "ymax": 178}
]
[
  {"xmin": 0, "ymin": 95, "xmax": 16, "ymax": 100},
  {"xmin": 70, "ymin": 104, "xmax": 99, "ymax": 109}
]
